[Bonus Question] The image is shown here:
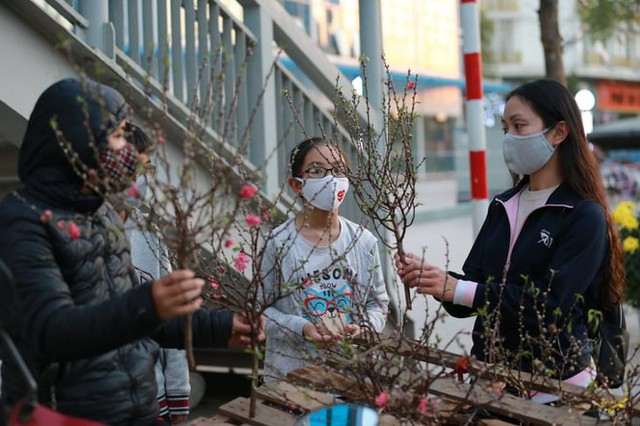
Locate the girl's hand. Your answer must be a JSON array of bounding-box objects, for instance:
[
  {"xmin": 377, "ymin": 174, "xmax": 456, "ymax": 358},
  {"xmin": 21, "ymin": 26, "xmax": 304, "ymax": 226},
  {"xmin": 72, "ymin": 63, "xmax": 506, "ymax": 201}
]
[
  {"xmin": 303, "ymin": 322, "xmax": 335, "ymax": 343},
  {"xmin": 343, "ymin": 323, "xmax": 361, "ymax": 337}
]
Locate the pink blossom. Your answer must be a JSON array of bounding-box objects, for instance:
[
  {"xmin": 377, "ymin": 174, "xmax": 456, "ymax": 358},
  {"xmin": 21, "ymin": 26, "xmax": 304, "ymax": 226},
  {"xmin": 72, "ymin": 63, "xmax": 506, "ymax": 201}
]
[
  {"xmin": 374, "ymin": 391, "xmax": 389, "ymax": 409},
  {"xmin": 407, "ymin": 81, "xmax": 416, "ymax": 90},
  {"xmin": 245, "ymin": 213, "xmax": 262, "ymax": 228},
  {"xmin": 157, "ymin": 133, "xmax": 165, "ymax": 145},
  {"xmin": 224, "ymin": 239, "xmax": 234, "ymax": 249},
  {"xmin": 67, "ymin": 221, "xmax": 81, "ymax": 239},
  {"xmin": 127, "ymin": 184, "xmax": 139, "ymax": 198},
  {"xmin": 418, "ymin": 397, "xmax": 430, "ymax": 413},
  {"xmin": 492, "ymin": 381, "xmax": 504, "ymax": 396},
  {"xmin": 208, "ymin": 278, "xmax": 219, "ymax": 290},
  {"xmin": 40, "ymin": 209, "xmax": 53, "ymax": 224},
  {"xmin": 261, "ymin": 209, "xmax": 271, "ymax": 222},
  {"xmin": 234, "ymin": 252, "xmax": 250, "ymax": 272},
  {"xmin": 238, "ymin": 184, "xmax": 258, "ymax": 199},
  {"xmin": 56, "ymin": 220, "xmax": 66, "ymax": 230}
]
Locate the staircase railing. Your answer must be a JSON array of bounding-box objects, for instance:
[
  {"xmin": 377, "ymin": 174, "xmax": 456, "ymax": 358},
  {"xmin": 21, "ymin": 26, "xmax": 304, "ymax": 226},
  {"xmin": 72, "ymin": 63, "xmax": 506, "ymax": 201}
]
[
  {"xmin": 102, "ymin": 0, "xmax": 365, "ymax": 218},
  {"xmin": 23, "ymin": 0, "xmax": 368, "ymax": 219}
]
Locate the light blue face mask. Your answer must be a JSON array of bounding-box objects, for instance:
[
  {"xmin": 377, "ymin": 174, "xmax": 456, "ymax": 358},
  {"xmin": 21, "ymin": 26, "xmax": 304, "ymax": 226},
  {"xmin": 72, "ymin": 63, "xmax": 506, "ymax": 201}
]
[{"xmin": 502, "ymin": 128, "xmax": 555, "ymax": 175}]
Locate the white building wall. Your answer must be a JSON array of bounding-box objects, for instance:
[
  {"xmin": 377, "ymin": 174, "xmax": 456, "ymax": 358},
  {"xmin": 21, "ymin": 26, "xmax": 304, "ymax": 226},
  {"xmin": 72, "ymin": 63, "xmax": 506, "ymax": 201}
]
[{"xmin": 0, "ymin": 2, "xmax": 77, "ymax": 132}]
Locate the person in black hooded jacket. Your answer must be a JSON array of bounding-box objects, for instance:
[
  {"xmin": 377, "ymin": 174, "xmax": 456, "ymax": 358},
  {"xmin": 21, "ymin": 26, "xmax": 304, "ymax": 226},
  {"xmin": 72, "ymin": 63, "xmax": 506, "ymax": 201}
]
[{"xmin": 0, "ymin": 78, "xmax": 261, "ymax": 425}]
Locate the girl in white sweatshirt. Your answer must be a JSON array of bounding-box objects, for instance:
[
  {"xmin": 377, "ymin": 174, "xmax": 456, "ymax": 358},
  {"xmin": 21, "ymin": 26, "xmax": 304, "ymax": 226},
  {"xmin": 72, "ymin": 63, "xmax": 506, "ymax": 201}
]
[{"xmin": 261, "ymin": 137, "xmax": 389, "ymax": 382}]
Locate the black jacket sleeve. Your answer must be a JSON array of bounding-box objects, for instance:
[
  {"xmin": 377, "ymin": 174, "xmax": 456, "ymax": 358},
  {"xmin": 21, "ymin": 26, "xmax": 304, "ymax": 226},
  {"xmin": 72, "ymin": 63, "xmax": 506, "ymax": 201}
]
[
  {"xmin": 39, "ymin": 284, "xmax": 161, "ymax": 361},
  {"xmin": 152, "ymin": 309, "xmax": 234, "ymax": 349}
]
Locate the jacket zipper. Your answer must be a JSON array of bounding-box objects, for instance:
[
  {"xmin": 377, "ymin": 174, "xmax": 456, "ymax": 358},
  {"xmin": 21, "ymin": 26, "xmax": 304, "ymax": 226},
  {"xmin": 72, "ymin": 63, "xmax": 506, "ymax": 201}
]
[
  {"xmin": 495, "ymin": 199, "xmax": 573, "ymax": 267},
  {"xmin": 495, "ymin": 198, "xmax": 573, "ymax": 358},
  {"xmin": 99, "ymin": 217, "xmax": 139, "ymax": 413}
]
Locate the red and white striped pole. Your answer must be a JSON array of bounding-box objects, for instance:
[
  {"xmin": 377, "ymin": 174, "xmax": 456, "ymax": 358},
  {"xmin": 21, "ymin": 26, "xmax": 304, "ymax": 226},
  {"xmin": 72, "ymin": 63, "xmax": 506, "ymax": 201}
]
[{"xmin": 460, "ymin": 0, "xmax": 488, "ymax": 236}]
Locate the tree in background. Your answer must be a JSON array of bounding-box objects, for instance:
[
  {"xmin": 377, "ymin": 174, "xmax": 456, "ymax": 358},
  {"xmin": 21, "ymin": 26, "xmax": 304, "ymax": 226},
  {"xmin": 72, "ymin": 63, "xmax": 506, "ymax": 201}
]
[
  {"xmin": 479, "ymin": 9, "xmax": 496, "ymax": 79},
  {"xmin": 538, "ymin": 0, "xmax": 567, "ymax": 85},
  {"xmin": 537, "ymin": 0, "xmax": 640, "ymax": 86},
  {"xmin": 578, "ymin": 0, "xmax": 640, "ymax": 42}
]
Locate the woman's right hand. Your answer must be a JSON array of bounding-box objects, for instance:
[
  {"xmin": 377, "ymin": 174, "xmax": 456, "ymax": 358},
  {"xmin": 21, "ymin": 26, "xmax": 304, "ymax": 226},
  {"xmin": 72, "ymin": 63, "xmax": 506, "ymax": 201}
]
[
  {"xmin": 395, "ymin": 251, "xmax": 421, "ymax": 277},
  {"xmin": 395, "ymin": 252, "xmax": 457, "ymax": 302},
  {"xmin": 303, "ymin": 322, "xmax": 335, "ymax": 343},
  {"xmin": 227, "ymin": 314, "xmax": 266, "ymax": 347},
  {"xmin": 151, "ymin": 270, "xmax": 204, "ymax": 320}
]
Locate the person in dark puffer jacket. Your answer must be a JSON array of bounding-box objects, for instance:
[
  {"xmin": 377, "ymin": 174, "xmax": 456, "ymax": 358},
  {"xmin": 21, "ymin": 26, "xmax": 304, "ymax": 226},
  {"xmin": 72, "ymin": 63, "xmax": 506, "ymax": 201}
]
[{"xmin": 0, "ymin": 78, "xmax": 259, "ymax": 425}]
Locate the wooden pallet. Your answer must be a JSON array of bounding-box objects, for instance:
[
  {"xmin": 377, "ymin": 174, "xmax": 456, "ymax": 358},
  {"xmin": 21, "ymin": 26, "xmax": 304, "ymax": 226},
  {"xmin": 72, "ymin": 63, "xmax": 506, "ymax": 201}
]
[
  {"xmin": 187, "ymin": 341, "xmax": 636, "ymax": 425},
  {"xmin": 392, "ymin": 339, "xmax": 639, "ymax": 418},
  {"xmin": 288, "ymin": 365, "xmax": 598, "ymax": 425},
  {"xmin": 186, "ymin": 371, "xmax": 597, "ymax": 425},
  {"xmin": 186, "ymin": 380, "xmax": 403, "ymax": 425}
]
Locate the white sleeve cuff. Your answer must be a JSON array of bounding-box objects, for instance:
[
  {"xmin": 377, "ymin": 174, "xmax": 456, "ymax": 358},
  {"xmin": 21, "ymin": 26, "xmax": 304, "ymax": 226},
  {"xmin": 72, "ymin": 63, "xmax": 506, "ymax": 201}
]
[{"xmin": 452, "ymin": 280, "xmax": 477, "ymax": 307}]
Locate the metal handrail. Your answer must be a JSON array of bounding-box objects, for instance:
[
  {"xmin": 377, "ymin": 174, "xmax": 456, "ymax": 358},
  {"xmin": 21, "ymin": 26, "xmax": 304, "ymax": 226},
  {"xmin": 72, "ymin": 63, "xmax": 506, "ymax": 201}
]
[{"xmin": 43, "ymin": 0, "xmax": 89, "ymax": 28}]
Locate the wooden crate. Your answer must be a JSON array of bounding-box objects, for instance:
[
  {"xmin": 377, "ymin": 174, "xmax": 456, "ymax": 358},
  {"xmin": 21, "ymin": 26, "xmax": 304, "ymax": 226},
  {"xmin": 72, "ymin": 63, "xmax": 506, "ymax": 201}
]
[{"xmin": 186, "ymin": 381, "xmax": 336, "ymax": 426}]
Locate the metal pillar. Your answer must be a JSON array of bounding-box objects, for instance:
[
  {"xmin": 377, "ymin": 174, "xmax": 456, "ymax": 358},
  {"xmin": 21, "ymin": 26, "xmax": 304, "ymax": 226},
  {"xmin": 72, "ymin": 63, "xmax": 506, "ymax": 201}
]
[
  {"xmin": 78, "ymin": 1, "xmax": 115, "ymax": 59},
  {"xmin": 460, "ymin": 0, "xmax": 488, "ymax": 236},
  {"xmin": 358, "ymin": 0, "xmax": 383, "ymax": 130},
  {"xmin": 359, "ymin": 0, "xmax": 414, "ymax": 318},
  {"xmin": 244, "ymin": 3, "xmax": 279, "ymax": 197}
]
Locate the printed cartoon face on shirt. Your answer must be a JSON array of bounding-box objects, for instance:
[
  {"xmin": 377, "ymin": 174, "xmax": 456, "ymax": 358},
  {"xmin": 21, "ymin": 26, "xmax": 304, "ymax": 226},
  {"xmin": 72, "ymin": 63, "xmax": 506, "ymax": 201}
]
[{"xmin": 301, "ymin": 266, "xmax": 353, "ymax": 334}]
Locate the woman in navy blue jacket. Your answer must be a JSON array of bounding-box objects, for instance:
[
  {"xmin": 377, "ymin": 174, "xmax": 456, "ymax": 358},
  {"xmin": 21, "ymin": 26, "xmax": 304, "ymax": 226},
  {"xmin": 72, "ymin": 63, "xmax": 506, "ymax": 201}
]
[{"xmin": 397, "ymin": 79, "xmax": 625, "ymax": 398}]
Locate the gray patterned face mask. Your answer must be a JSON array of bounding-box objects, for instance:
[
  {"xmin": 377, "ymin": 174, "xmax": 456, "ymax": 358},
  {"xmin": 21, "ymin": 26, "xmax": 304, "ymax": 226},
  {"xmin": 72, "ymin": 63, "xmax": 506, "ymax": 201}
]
[{"xmin": 502, "ymin": 128, "xmax": 555, "ymax": 175}]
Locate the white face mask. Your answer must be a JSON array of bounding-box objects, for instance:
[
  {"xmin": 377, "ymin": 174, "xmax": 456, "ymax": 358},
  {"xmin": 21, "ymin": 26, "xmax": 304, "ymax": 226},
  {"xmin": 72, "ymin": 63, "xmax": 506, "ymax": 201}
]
[
  {"xmin": 296, "ymin": 175, "xmax": 349, "ymax": 211},
  {"xmin": 502, "ymin": 128, "xmax": 555, "ymax": 175}
]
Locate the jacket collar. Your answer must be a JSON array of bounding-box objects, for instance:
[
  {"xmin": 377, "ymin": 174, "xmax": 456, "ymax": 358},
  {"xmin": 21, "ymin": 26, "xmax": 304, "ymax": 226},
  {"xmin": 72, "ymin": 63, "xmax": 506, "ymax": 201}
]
[
  {"xmin": 20, "ymin": 185, "xmax": 106, "ymax": 217},
  {"xmin": 495, "ymin": 177, "xmax": 581, "ymax": 209}
]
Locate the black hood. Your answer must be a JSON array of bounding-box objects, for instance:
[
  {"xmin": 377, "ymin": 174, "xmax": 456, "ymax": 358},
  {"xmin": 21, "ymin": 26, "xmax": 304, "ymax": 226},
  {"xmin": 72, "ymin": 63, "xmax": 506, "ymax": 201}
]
[{"xmin": 18, "ymin": 78, "xmax": 128, "ymax": 213}]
